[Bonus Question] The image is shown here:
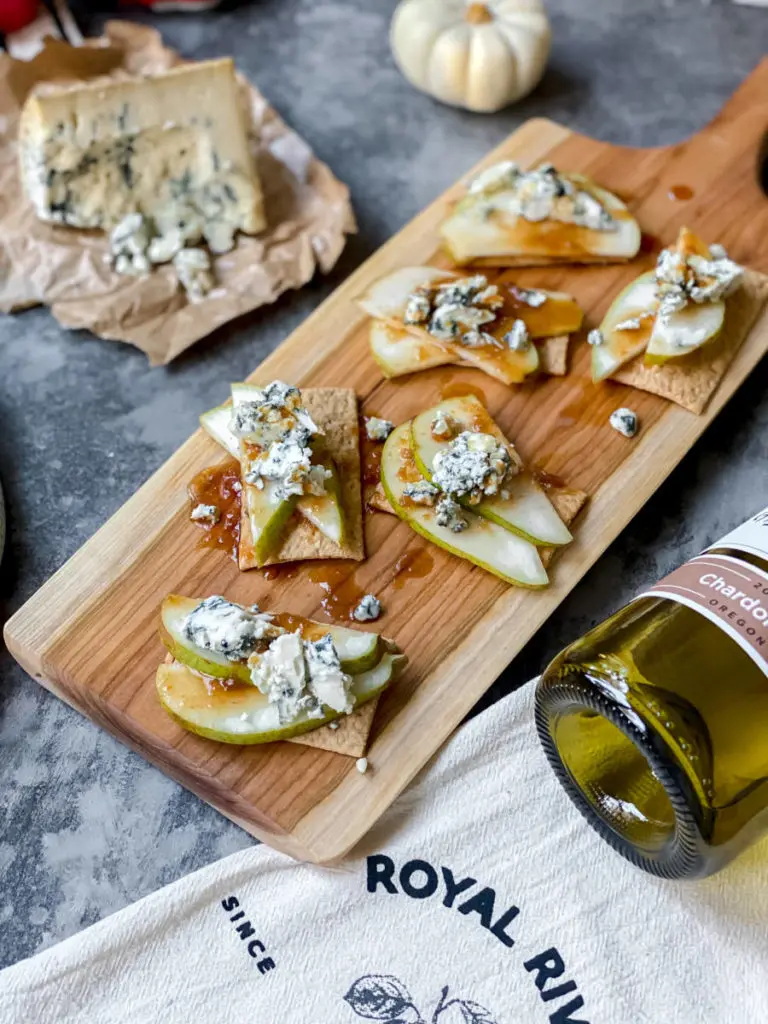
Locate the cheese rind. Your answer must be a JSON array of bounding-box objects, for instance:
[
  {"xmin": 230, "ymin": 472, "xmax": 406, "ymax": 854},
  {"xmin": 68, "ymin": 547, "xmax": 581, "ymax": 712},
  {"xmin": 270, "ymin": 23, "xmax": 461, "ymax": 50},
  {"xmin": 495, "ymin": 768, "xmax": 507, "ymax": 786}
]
[{"xmin": 19, "ymin": 58, "xmax": 266, "ymax": 244}]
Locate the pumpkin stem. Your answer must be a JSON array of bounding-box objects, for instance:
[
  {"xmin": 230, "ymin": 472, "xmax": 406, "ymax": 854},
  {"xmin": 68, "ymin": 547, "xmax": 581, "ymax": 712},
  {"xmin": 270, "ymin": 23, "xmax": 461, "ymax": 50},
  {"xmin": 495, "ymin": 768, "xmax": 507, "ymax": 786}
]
[{"xmin": 465, "ymin": 2, "xmax": 493, "ymax": 25}]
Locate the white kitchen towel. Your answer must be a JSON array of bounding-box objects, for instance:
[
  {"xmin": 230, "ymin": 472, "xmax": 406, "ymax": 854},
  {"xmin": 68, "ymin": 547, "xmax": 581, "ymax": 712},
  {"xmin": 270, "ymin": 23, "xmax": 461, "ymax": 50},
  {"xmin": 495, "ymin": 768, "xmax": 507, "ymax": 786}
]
[{"xmin": 2, "ymin": 682, "xmax": 768, "ymax": 1024}]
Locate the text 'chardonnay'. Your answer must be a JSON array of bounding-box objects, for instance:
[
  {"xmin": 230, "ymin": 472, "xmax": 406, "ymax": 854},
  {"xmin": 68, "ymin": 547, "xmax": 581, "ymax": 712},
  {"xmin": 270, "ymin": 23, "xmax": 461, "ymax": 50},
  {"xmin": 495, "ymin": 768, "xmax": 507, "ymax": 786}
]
[{"xmin": 535, "ymin": 506, "xmax": 768, "ymax": 879}]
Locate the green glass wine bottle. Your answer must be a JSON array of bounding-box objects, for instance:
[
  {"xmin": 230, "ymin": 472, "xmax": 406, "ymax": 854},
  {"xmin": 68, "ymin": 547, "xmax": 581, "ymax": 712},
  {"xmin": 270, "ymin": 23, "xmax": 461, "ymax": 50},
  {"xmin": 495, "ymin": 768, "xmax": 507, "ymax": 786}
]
[{"xmin": 535, "ymin": 506, "xmax": 768, "ymax": 879}]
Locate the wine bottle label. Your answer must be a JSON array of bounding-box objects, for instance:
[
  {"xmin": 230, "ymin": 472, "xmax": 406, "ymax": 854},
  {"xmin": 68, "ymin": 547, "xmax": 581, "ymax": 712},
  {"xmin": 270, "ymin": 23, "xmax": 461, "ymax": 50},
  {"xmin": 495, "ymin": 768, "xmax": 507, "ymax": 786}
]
[
  {"xmin": 712, "ymin": 506, "xmax": 768, "ymax": 560},
  {"xmin": 641, "ymin": 552, "xmax": 768, "ymax": 674}
]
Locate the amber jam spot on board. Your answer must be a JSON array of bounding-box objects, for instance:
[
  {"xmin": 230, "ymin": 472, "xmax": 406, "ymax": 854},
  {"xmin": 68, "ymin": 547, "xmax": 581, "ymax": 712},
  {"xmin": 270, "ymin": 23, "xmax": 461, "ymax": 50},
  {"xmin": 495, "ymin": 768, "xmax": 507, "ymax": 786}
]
[
  {"xmin": 188, "ymin": 459, "xmax": 242, "ymax": 560},
  {"xmin": 532, "ymin": 468, "xmax": 567, "ymax": 491},
  {"xmin": 306, "ymin": 561, "xmax": 366, "ymax": 622},
  {"xmin": 669, "ymin": 184, "xmax": 694, "ymax": 201},
  {"xmin": 393, "ymin": 548, "xmax": 435, "ymax": 590}
]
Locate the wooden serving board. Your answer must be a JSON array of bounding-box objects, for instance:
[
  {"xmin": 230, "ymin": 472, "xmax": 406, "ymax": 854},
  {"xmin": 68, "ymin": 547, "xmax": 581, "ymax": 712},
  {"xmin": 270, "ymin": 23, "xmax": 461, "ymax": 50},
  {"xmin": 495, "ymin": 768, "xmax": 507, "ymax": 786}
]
[{"xmin": 6, "ymin": 61, "xmax": 768, "ymax": 863}]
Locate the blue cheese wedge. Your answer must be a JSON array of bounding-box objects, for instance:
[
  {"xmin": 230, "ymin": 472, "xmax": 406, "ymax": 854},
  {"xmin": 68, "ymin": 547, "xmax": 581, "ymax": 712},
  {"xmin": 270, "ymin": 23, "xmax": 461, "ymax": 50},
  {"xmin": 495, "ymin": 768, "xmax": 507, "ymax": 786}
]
[{"xmin": 19, "ymin": 58, "xmax": 265, "ymax": 250}]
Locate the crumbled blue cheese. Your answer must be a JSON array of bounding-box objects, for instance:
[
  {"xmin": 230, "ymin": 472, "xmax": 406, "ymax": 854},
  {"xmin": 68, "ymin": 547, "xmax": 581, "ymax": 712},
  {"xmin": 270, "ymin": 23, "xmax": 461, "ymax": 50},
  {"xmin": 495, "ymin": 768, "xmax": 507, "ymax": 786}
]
[
  {"xmin": 468, "ymin": 162, "xmax": 616, "ymax": 233},
  {"xmin": 190, "ymin": 503, "xmax": 220, "ymax": 524},
  {"xmin": 609, "ymin": 407, "xmax": 639, "ymax": 438},
  {"xmin": 250, "ymin": 632, "xmax": 321, "ymax": 724},
  {"xmin": 402, "ymin": 480, "xmax": 439, "ymax": 506},
  {"xmin": 250, "ymin": 631, "xmax": 353, "ymax": 724},
  {"xmin": 403, "ymin": 274, "xmax": 504, "ymax": 350},
  {"xmin": 654, "ymin": 241, "xmax": 743, "ymax": 322},
  {"xmin": 172, "ymin": 248, "xmax": 213, "ymax": 302},
  {"xmin": 430, "ymin": 410, "xmax": 456, "ymax": 441},
  {"xmin": 587, "ymin": 329, "xmax": 605, "ymax": 347},
  {"xmin": 230, "ymin": 382, "xmax": 318, "ymax": 446},
  {"xmin": 504, "ymin": 319, "xmax": 530, "ymax": 352},
  {"xmin": 615, "ymin": 317, "xmax": 643, "ymax": 331},
  {"xmin": 365, "ymin": 417, "xmax": 394, "ymax": 442},
  {"xmin": 110, "ymin": 213, "xmax": 152, "ymax": 276},
  {"xmin": 432, "ymin": 431, "xmax": 514, "ymax": 505},
  {"xmin": 305, "ymin": 634, "xmax": 354, "ymax": 714},
  {"xmin": 356, "ymin": 757, "xmax": 369, "ymax": 774},
  {"xmin": 514, "ymin": 287, "xmax": 548, "ymax": 308},
  {"xmin": 232, "ymin": 382, "xmax": 327, "ymax": 499},
  {"xmin": 352, "ymin": 594, "xmax": 381, "ymax": 622},
  {"xmin": 245, "ymin": 439, "xmax": 314, "ymax": 500},
  {"xmin": 435, "ymin": 495, "xmax": 469, "ymax": 533},
  {"xmin": 182, "ymin": 596, "xmax": 283, "ymax": 662},
  {"xmin": 404, "ymin": 290, "xmax": 431, "ymax": 325}
]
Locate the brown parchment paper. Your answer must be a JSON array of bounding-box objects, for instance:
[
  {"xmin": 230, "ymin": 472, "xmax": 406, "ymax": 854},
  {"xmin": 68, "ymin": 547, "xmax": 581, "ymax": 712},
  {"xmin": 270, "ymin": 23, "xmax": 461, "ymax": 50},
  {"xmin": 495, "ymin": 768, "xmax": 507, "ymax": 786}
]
[{"xmin": 0, "ymin": 23, "xmax": 356, "ymax": 365}]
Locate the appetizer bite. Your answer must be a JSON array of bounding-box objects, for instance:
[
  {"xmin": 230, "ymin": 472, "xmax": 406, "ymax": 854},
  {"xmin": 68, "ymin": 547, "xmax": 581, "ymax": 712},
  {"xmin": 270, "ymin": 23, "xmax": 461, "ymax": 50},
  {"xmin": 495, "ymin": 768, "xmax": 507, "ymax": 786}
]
[
  {"xmin": 591, "ymin": 228, "xmax": 768, "ymax": 413},
  {"xmin": 440, "ymin": 162, "xmax": 640, "ymax": 267},
  {"xmin": 359, "ymin": 268, "xmax": 583, "ymax": 384},
  {"xmin": 373, "ymin": 395, "xmax": 586, "ymax": 587},
  {"xmin": 196, "ymin": 381, "xmax": 364, "ymax": 567},
  {"xmin": 157, "ymin": 594, "xmax": 406, "ymax": 748}
]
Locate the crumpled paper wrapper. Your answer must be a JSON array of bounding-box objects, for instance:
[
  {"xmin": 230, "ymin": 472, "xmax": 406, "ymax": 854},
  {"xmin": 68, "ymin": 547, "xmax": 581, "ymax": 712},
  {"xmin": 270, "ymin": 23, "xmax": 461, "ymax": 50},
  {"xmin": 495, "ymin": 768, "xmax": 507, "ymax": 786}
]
[{"xmin": 0, "ymin": 22, "xmax": 356, "ymax": 365}]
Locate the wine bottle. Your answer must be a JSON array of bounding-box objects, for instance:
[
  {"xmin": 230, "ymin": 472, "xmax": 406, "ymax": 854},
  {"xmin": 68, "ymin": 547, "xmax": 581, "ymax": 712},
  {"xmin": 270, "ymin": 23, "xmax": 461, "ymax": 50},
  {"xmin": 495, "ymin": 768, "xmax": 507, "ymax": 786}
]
[{"xmin": 535, "ymin": 506, "xmax": 768, "ymax": 879}]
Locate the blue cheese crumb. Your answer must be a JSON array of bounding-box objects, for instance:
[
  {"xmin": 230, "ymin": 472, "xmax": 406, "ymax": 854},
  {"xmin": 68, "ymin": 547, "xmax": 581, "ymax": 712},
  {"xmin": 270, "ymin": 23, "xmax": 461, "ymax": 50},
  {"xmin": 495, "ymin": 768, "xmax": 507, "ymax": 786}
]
[
  {"xmin": 356, "ymin": 757, "xmax": 369, "ymax": 774},
  {"xmin": 587, "ymin": 329, "xmax": 604, "ymax": 347},
  {"xmin": 191, "ymin": 503, "xmax": 220, "ymax": 524},
  {"xmin": 365, "ymin": 416, "xmax": 394, "ymax": 442},
  {"xmin": 352, "ymin": 594, "xmax": 382, "ymax": 622},
  {"xmin": 609, "ymin": 407, "xmax": 639, "ymax": 438}
]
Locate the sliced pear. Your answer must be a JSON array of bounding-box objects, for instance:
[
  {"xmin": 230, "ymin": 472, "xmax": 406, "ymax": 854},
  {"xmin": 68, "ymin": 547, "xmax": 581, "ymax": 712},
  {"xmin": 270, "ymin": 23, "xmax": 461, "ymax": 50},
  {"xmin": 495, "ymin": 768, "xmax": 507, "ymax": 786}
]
[
  {"xmin": 200, "ymin": 402, "xmax": 240, "ymax": 459},
  {"xmin": 160, "ymin": 595, "xmax": 383, "ymax": 681},
  {"xmin": 357, "ymin": 266, "xmax": 457, "ymax": 321},
  {"xmin": 200, "ymin": 391, "xmax": 347, "ymax": 549},
  {"xmin": 501, "ymin": 286, "xmax": 584, "ymax": 338},
  {"xmin": 381, "ymin": 424, "xmax": 548, "ymax": 588},
  {"xmin": 591, "ymin": 272, "xmax": 657, "ymax": 382},
  {"xmin": 645, "ymin": 300, "xmax": 724, "ymax": 364},
  {"xmin": 296, "ymin": 458, "xmax": 346, "ymax": 544},
  {"xmin": 370, "ymin": 320, "xmax": 457, "ymax": 378},
  {"xmin": 441, "ymin": 177, "xmax": 641, "ymax": 266},
  {"xmin": 157, "ymin": 651, "xmax": 405, "ymax": 746},
  {"xmin": 241, "ymin": 467, "xmax": 298, "ymax": 567},
  {"xmin": 409, "ymin": 397, "xmax": 571, "ymax": 547}
]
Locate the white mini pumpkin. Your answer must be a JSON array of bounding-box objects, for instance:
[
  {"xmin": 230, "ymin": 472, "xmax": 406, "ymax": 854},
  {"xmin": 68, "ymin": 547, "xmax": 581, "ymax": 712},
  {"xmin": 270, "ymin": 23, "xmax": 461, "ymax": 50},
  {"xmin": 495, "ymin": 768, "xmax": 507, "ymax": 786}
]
[{"xmin": 390, "ymin": 0, "xmax": 551, "ymax": 114}]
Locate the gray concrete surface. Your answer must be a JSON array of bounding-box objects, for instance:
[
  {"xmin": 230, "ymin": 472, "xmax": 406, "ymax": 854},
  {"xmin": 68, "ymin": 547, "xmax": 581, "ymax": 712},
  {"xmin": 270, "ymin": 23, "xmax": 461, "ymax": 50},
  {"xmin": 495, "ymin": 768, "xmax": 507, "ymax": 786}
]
[{"xmin": 1, "ymin": 0, "xmax": 767, "ymax": 969}]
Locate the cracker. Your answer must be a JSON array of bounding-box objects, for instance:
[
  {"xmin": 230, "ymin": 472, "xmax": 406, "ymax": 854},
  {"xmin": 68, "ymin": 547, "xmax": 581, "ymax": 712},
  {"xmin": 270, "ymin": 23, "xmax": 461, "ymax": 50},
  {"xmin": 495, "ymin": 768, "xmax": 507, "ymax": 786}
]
[
  {"xmin": 538, "ymin": 335, "xmax": 569, "ymax": 377},
  {"xmin": 238, "ymin": 388, "xmax": 364, "ymax": 569},
  {"xmin": 288, "ymin": 697, "xmax": 379, "ymax": 758},
  {"xmin": 611, "ymin": 270, "xmax": 768, "ymax": 414}
]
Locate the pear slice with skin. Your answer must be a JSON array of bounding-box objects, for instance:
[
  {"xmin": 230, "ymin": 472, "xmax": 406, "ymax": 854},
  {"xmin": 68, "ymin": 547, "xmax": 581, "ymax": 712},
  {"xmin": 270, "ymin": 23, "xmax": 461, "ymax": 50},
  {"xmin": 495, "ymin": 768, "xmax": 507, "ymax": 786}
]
[
  {"xmin": 410, "ymin": 396, "xmax": 572, "ymax": 547},
  {"xmin": 645, "ymin": 301, "xmax": 724, "ymax": 364},
  {"xmin": 441, "ymin": 176, "xmax": 641, "ymax": 266},
  {"xmin": 370, "ymin": 320, "xmax": 458, "ymax": 378},
  {"xmin": 591, "ymin": 272, "xmax": 657, "ymax": 382},
  {"xmin": 157, "ymin": 651, "xmax": 405, "ymax": 746},
  {"xmin": 360, "ymin": 267, "xmax": 539, "ymax": 385},
  {"xmin": 381, "ymin": 423, "xmax": 548, "ymax": 588},
  {"xmin": 199, "ymin": 390, "xmax": 346, "ymax": 549},
  {"xmin": 160, "ymin": 595, "xmax": 383, "ymax": 683}
]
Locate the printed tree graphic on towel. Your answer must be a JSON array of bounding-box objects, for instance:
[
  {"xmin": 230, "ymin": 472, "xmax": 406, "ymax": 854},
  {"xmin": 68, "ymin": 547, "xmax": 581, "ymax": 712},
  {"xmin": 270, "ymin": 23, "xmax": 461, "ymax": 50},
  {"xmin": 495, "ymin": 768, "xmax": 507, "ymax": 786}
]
[{"xmin": 344, "ymin": 974, "xmax": 498, "ymax": 1024}]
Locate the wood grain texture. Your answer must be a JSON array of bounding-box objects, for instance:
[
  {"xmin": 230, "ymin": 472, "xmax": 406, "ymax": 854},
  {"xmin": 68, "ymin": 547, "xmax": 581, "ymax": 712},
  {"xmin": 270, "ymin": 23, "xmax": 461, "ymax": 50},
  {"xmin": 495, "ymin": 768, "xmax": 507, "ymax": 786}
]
[{"xmin": 6, "ymin": 60, "xmax": 768, "ymax": 863}]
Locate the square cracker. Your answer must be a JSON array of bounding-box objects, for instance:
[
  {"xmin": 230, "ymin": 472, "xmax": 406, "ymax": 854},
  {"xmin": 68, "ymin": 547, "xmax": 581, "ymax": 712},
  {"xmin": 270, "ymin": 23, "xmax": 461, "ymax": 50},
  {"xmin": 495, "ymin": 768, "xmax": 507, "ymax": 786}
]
[
  {"xmin": 288, "ymin": 697, "xmax": 379, "ymax": 758},
  {"xmin": 239, "ymin": 388, "xmax": 364, "ymax": 569},
  {"xmin": 611, "ymin": 269, "xmax": 768, "ymax": 414}
]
